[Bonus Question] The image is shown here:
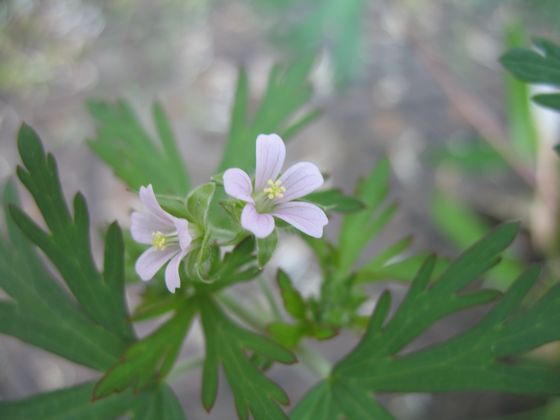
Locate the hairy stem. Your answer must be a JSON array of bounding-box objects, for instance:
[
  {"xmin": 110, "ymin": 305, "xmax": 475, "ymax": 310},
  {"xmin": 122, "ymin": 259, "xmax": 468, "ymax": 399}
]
[
  {"xmin": 218, "ymin": 291, "xmax": 332, "ymax": 379},
  {"xmin": 258, "ymin": 274, "xmax": 283, "ymax": 320},
  {"xmin": 296, "ymin": 343, "xmax": 332, "ymax": 378}
]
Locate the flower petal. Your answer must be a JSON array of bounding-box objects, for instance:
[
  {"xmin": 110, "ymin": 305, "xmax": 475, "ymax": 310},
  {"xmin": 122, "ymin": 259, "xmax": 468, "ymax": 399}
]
[
  {"xmin": 277, "ymin": 162, "xmax": 324, "ymax": 202},
  {"xmin": 255, "ymin": 134, "xmax": 286, "ymax": 191},
  {"xmin": 223, "ymin": 168, "xmax": 254, "ymax": 203},
  {"xmin": 130, "ymin": 211, "xmax": 173, "ymax": 244},
  {"xmin": 139, "ymin": 184, "xmax": 174, "ymax": 225},
  {"xmin": 135, "ymin": 246, "xmax": 178, "ymax": 281},
  {"xmin": 241, "ymin": 203, "xmax": 275, "ymax": 238},
  {"xmin": 172, "ymin": 217, "xmax": 192, "ymax": 251},
  {"xmin": 164, "ymin": 250, "xmax": 187, "ymax": 293},
  {"xmin": 273, "ymin": 201, "xmax": 328, "ymax": 238}
]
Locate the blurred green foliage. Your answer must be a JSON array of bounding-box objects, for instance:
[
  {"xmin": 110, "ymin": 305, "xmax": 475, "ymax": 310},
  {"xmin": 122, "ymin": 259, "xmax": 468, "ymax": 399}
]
[
  {"xmin": 3, "ymin": 2, "xmax": 560, "ymax": 419},
  {"xmin": 295, "ymin": 225, "xmax": 560, "ymax": 418},
  {"xmin": 502, "ymin": 37, "xmax": 560, "ymax": 113}
]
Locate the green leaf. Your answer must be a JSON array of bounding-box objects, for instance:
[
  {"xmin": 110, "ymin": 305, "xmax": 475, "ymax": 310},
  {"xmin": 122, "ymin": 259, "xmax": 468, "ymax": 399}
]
[
  {"xmin": 157, "ymin": 194, "xmax": 190, "ymax": 219},
  {"xmin": 131, "ymin": 292, "xmax": 184, "ymax": 322},
  {"xmin": 300, "ymin": 235, "xmax": 333, "ymax": 268},
  {"xmin": 297, "ymin": 224, "xmax": 560, "ymax": 418},
  {"xmin": 281, "ymin": 109, "xmax": 322, "ymax": 139},
  {"xmin": 185, "ymin": 229, "xmax": 217, "ymax": 283},
  {"xmin": 257, "ymin": 230, "xmax": 278, "ymax": 267},
  {"xmin": 335, "ymin": 266, "xmax": 560, "ymax": 395},
  {"xmin": 501, "ymin": 37, "xmax": 560, "ymax": 114},
  {"xmin": 0, "ymin": 127, "xmax": 138, "ymax": 373},
  {"xmin": 132, "ymin": 383, "xmax": 186, "ymax": 420},
  {"xmin": 199, "ymin": 296, "xmax": 295, "ymax": 419},
  {"xmin": 152, "ymin": 101, "xmax": 190, "ymax": 193},
  {"xmin": 533, "ymin": 37, "xmax": 560, "ymax": 61},
  {"xmin": 0, "ymin": 126, "xmax": 188, "ymax": 417},
  {"xmin": 309, "ymin": 324, "xmax": 338, "ymax": 341},
  {"xmin": 201, "ymin": 237, "xmax": 261, "ymax": 292},
  {"xmin": 94, "ymin": 304, "xmax": 195, "ymax": 399},
  {"xmin": 88, "ymin": 99, "xmax": 190, "ymax": 194},
  {"xmin": 218, "ymin": 59, "xmax": 317, "ymax": 173},
  {"xmin": 12, "ymin": 124, "xmax": 133, "ymax": 341},
  {"xmin": 338, "ymin": 225, "xmax": 555, "ymax": 392},
  {"xmin": 533, "ymin": 93, "xmax": 560, "ymax": 111},
  {"xmin": 268, "ymin": 322, "xmax": 304, "ymax": 349},
  {"xmin": 185, "ymin": 182, "xmax": 216, "ymax": 226},
  {"xmin": 357, "ymin": 252, "xmax": 448, "ymax": 283},
  {"xmin": 303, "ymin": 188, "xmax": 365, "ymax": 213},
  {"xmin": 0, "ymin": 382, "xmax": 139, "ymax": 420},
  {"xmin": 268, "ymin": 0, "xmax": 369, "ymax": 88},
  {"xmin": 291, "ymin": 381, "xmax": 394, "ymax": 420},
  {"xmin": 430, "ymin": 137, "xmax": 509, "ymax": 173},
  {"xmin": 430, "ymin": 192, "xmax": 524, "ymax": 288},
  {"xmin": 500, "ymin": 48, "xmax": 560, "ymax": 85},
  {"xmin": 223, "ymin": 66, "xmax": 250, "ymax": 168},
  {"xmin": 182, "ymin": 182, "xmax": 218, "ymax": 283},
  {"xmin": 306, "ymin": 165, "xmax": 402, "ymax": 328},
  {"xmin": 0, "ymin": 188, "xmax": 124, "ymax": 370},
  {"xmin": 276, "ymin": 270, "xmax": 306, "ymax": 320},
  {"xmin": 355, "ymin": 235, "xmax": 413, "ymax": 282},
  {"xmin": 0, "ymin": 382, "xmax": 185, "ymax": 420},
  {"xmin": 338, "ymin": 159, "xmax": 395, "ymax": 276}
]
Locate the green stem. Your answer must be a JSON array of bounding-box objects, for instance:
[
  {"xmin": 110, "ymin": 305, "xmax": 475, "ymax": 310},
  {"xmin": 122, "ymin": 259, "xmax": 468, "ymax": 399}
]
[
  {"xmin": 217, "ymin": 292, "xmax": 267, "ymax": 330},
  {"xmin": 258, "ymin": 274, "xmax": 282, "ymax": 320},
  {"xmin": 297, "ymin": 344, "xmax": 332, "ymax": 378},
  {"xmin": 218, "ymin": 291, "xmax": 332, "ymax": 379}
]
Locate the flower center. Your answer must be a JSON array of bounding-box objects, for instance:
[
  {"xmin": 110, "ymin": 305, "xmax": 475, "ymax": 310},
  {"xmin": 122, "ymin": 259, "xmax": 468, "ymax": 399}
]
[
  {"xmin": 263, "ymin": 179, "xmax": 286, "ymax": 200},
  {"xmin": 151, "ymin": 231, "xmax": 178, "ymax": 250},
  {"xmin": 254, "ymin": 179, "xmax": 286, "ymax": 213}
]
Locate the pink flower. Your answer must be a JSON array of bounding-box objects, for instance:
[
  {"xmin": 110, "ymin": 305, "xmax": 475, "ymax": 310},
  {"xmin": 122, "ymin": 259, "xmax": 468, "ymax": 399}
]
[
  {"xmin": 223, "ymin": 134, "xmax": 328, "ymax": 239},
  {"xmin": 131, "ymin": 185, "xmax": 192, "ymax": 293}
]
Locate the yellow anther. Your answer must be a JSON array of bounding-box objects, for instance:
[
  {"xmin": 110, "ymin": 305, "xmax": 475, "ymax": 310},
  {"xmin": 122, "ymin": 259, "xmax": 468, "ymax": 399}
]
[
  {"xmin": 263, "ymin": 179, "xmax": 286, "ymax": 200},
  {"xmin": 152, "ymin": 231, "xmax": 167, "ymax": 250}
]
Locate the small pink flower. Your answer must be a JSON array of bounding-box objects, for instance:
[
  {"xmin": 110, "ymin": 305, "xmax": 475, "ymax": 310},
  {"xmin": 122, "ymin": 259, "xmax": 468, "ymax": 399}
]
[
  {"xmin": 223, "ymin": 134, "xmax": 328, "ymax": 239},
  {"xmin": 131, "ymin": 185, "xmax": 192, "ymax": 293}
]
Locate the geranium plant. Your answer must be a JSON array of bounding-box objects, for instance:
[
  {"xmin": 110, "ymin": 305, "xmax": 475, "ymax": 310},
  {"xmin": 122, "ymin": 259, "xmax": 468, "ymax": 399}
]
[{"xmin": 1, "ymin": 49, "xmax": 560, "ymax": 419}]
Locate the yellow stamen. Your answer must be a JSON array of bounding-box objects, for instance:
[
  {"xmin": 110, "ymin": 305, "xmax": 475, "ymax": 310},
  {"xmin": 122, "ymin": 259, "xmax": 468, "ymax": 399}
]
[
  {"xmin": 152, "ymin": 231, "xmax": 167, "ymax": 250},
  {"xmin": 263, "ymin": 179, "xmax": 286, "ymax": 200}
]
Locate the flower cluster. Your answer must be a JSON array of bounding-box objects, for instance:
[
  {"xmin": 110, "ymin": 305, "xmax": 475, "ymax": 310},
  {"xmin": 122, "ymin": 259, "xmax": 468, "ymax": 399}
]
[{"xmin": 131, "ymin": 134, "xmax": 328, "ymax": 292}]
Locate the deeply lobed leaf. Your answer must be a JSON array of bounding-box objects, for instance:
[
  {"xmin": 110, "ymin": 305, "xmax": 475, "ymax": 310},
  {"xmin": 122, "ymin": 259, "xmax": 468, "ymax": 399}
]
[
  {"xmin": 94, "ymin": 304, "xmax": 195, "ymax": 399},
  {"xmin": 199, "ymin": 296, "xmax": 295, "ymax": 420},
  {"xmin": 88, "ymin": 100, "xmax": 190, "ymax": 195},
  {"xmin": 501, "ymin": 37, "xmax": 560, "ymax": 113},
  {"xmin": 294, "ymin": 224, "xmax": 560, "ymax": 419},
  {"xmin": 11, "ymin": 124, "xmax": 133, "ymax": 342},
  {"xmin": 0, "ymin": 125, "xmax": 187, "ymax": 419},
  {"xmin": 0, "ymin": 382, "xmax": 185, "ymax": 420}
]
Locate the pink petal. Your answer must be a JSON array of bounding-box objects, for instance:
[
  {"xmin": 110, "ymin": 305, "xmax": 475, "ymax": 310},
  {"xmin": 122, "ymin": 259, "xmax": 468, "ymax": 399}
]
[
  {"xmin": 172, "ymin": 217, "xmax": 192, "ymax": 252},
  {"xmin": 277, "ymin": 162, "xmax": 324, "ymax": 202},
  {"xmin": 255, "ymin": 134, "xmax": 286, "ymax": 191},
  {"xmin": 135, "ymin": 246, "xmax": 178, "ymax": 281},
  {"xmin": 273, "ymin": 201, "xmax": 328, "ymax": 238},
  {"xmin": 241, "ymin": 203, "xmax": 275, "ymax": 238},
  {"xmin": 223, "ymin": 168, "xmax": 254, "ymax": 203},
  {"xmin": 164, "ymin": 250, "xmax": 187, "ymax": 293},
  {"xmin": 139, "ymin": 184, "xmax": 174, "ymax": 225},
  {"xmin": 130, "ymin": 211, "xmax": 173, "ymax": 244}
]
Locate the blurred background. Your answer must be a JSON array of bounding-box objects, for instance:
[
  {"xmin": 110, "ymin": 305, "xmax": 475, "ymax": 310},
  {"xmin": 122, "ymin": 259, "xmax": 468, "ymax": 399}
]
[{"xmin": 1, "ymin": 0, "xmax": 560, "ymax": 418}]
